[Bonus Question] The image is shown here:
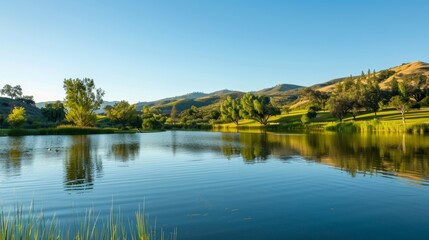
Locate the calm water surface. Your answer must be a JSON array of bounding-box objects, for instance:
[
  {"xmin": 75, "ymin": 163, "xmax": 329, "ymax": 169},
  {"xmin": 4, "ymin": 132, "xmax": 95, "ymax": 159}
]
[{"xmin": 1, "ymin": 131, "xmax": 429, "ymax": 239}]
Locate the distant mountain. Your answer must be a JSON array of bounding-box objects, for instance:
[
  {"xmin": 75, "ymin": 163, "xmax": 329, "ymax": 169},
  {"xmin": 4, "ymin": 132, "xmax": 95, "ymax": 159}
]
[
  {"xmin": 35, "ymin": 101, "xmax": 57, "ymax": 109},
  {"xmin": 32, "ymin": 60, "xmax": 429, "ymax": 115},
  {"xmin": 36, "ymin": 100, "xmax": 119, "ymax": 114},
  {"xmin": 135, "ymin": 90, "xmax": 239, "ymax": 112},
  {"xmin": 254, "ymin": 84, "xmax": 303, "ymax": 95}
]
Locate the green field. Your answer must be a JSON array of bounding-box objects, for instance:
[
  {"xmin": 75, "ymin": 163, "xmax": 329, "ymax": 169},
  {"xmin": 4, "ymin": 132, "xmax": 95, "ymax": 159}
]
[{"xmin": 214, "ymin": 107, "xmax": 429, "ymax": 134}]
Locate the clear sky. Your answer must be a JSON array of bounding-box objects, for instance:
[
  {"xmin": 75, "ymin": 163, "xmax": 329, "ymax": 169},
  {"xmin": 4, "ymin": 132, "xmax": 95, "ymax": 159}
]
[{"xmin": 1, "ymin": 0, "xmax": 428, "ymax": 103}]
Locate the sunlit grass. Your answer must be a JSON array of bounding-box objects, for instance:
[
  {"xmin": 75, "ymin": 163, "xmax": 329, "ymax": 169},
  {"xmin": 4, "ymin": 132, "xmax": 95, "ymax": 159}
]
[
  {"xmin": 214, "ymin": 107, "xmax": 429, "ymax": 134},
  {"xmin": 0, "ymin": 204, "xmax": 177, "ymax": 240}
]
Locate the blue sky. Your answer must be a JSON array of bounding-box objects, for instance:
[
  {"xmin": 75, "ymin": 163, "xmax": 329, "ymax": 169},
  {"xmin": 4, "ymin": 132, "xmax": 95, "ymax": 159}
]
[{"xmin": 1, "ymin": 0, "xmax": 428, "ymax": 102}]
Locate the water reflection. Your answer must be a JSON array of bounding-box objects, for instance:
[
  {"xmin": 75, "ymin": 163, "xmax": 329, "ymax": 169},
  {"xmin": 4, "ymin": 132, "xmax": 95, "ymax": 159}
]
[
  {"xmin": 109, "ymin": 143, "xmax": 140, "ymax": 162},
  {"xmin": 217, "ymin": 132, "xmax": 429, "ymax": 181},
  {"xmin": 0, "ymin": 137, "xmax": 33, "ymax": 176},
  {"xmin": 238, "ymin": 133, "xmax": 270, "ymax": 162},
  {"xmin": 64, "ymin": 136, "xmax": 102, "ymax": 191}
]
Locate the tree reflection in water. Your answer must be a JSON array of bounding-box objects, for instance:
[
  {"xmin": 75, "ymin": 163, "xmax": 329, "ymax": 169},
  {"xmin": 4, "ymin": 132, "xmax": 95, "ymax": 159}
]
[
  {"xmin": 0, "ymin": 137, "xmax": 33, "ymax": 176},
  {"xmin": 64, "ymin": 135, "xmax": 102, "ymax": 191},
  {"xmin": 109, "ymin": 143, "xmax": 140, "ymax": 162},
  {"xmin": 219, "ymin": 131, "xmax": 429, "ymax": 181}
]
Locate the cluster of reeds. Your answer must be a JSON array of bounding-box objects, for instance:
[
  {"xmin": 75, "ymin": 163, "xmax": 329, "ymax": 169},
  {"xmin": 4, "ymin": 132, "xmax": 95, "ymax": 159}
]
[
  {"xmin": 0, "ymin": 204, "xmax": 177, "ymax": 240},
  {"xmin": 323, "ymin": 121, "xmax": 429, "ymax": 134}
]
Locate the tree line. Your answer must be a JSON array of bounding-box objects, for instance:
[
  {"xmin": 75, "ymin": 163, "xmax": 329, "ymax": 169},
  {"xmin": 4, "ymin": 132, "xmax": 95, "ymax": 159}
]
[{"xmin": 1, "ymin": 71, "xmax": 428, "ymax": 129}]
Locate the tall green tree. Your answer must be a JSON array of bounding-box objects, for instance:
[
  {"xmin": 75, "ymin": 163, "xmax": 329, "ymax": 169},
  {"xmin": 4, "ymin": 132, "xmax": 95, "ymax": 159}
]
[
  {"xmin": 402, "ymin": 74, "xmax": 429, "ymax": 102},
  {"xmin": 349, "ymin": 80, "xmax": 365, "ymax": 120},
  {"xmin": 389, "ymin": 96, "xmax": 410, "ymax": 124},
  {"xmin": 220, "ymin": 96, "xmax": 241, "ymax": 125},
  {"xmin": 300, "ymin": 88, "xmax": 329, "ymax": 110},
  {"xmin": 240, "ymin": 93, "xmax": 280, "ymax": 126},
  {"xmin": 63, "ymin": 78, "xmax": 105, "ymax": 127},
  {"xmin": 41, "ymin": 101, "xmax": 66, "ymax": 123},
  {"xmin": 328, "ymin": 94, "xmax": 352, "ymax": 122},
  {"xmin": 389, "ymin": 78, "xmax": 400, "ymax": 96},
  {"xmin": 7, "ymin": 106, "xmax": 26, "ymax": 128},
  {"xmin": 105, "ymin": 101, "xmax": 138, "ymax": 129},
  {"xmin": 363, "ymin": 79, "xmax": 382, "ymax": 116},
  {"xmin": 1, "ymin": 84, "xmax": 23, "ymax": 99}
]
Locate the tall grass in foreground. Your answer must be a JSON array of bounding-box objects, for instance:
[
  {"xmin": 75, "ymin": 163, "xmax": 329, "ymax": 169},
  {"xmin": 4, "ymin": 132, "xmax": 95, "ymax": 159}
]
[{"xmin": 0, "ymin": 204, "xmax": 177, "ymax": 240}]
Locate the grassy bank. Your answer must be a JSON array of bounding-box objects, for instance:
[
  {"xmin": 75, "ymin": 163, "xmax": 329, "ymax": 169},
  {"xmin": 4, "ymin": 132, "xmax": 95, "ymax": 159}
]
[
  {"xmin": 214, "ymin": 108, "xmax": 429, "ymax": 134},
  {"xmin": 0, "ymin": 204, "xmax": 177, "ymax": 240},
  {"xmin": 0, "ymin": 126, "xmax": 135, "ymax": 137}
]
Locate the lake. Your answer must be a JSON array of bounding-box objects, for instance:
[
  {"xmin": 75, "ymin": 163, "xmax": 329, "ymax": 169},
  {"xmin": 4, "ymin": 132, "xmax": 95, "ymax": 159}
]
[{"xmin": 1, "ymin": 131, "xmax": 429, "ymax": 239}]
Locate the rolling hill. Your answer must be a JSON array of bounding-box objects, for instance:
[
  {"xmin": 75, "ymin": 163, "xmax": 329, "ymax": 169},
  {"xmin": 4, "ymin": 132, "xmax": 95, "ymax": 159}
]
[
  {"xmin": 316, "ymin": 61, "xmax": 429, "ymax": 93},
  {"xmin": 0, "ymin": 97, "xmax": 43, "ymax": 120},
  {"xmin": 30, "ymin": 60, "xmax": 428, "ymax": 116}
]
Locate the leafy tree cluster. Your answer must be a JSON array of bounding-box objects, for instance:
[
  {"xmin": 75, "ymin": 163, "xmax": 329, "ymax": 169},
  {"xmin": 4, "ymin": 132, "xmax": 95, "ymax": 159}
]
[
  {"xmin": 7, "ymin": 106, "xmax": 26, "ymax": 128},
  {"xmin": 311, "ymin": 72, "xmax": 429, "ymax": 123},
  {"xmin": 63, "ymin": 78, "xmax": 105, "ymax": 127},
  {"xmin": 1, "ymin": 84, "xmax": 23, "ymax": 99},
  {"xmin": 1, "ymin": 84, "xmax": 34, "ymax": 105},
  {"xmin": 41, "ymin": 101, "xmax": 66, "ymax": 124},
  {"xmin": 387, "ymin": 74, "xmax": 429, "ymax": 124},
  {"xmin": 142, "ymin": 106, "xmax": 165, "ymax": 129},
  {"xmin": 219, "ymin": 93, "xmax": 280, "ymax": 126},
  {"xmin": 300, "ymin": 88, "xmax": 329, "ymax": 111},
  {"xmin": 105, "ymin": 101, "xmax": 139, "ymax": 129}
]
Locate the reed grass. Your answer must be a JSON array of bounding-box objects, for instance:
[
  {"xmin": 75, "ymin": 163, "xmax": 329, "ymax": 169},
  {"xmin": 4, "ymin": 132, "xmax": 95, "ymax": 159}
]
[
  {"xmin": 0, "ymin": 204, "xmax": 177, "ymax": 240},
  {"xmin": 323, "ymin": 121, "xmax": 429, "ymax": 134}
]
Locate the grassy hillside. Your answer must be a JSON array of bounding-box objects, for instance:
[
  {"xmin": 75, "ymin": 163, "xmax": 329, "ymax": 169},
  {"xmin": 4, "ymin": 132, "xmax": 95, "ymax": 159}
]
[
  {"xmin": 0, "ymin": 97, "xmax": 43, "ymax": 120},
  {"xmin": 155, "ymin": 91, "xmax": 245, "ymax": 114},
  {"xmin": 143, "ymin": 61, "xmax": 429, "ymax": 114},
  {"xmin": 215, "ymin": 107, "xmax": 429, "ymax": 134},
  {"xmin": 33, "ymin": 61, "xmax": 429, "ymax": 118},
  {"xmin": 316, "ymin": 61, "xmax": 429, "ymax": 93},
  {"xmin": 254, "ymin": 84, "xmax": 303, "ymax": 95}
]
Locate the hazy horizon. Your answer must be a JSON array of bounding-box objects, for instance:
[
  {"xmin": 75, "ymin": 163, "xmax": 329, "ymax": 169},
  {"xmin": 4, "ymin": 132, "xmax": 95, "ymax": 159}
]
[{"xmin": 1, "ymin": 0, "xmax": 428, "ymax": 102}]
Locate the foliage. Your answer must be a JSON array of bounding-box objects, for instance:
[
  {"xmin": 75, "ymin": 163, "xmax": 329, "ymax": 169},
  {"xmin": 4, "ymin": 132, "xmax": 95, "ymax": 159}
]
[
  {"xmin": 63, "ymin": 78, "xmax": 105, "ymax": 127},
  {"xmin": 375, "ymin": 70, "xmax": 395, "ymax": 82},
  {"xmin": 328, "ymin": 93, "xmax": 352, "ymax": 122},
  {"xmin": 239, "ymin": 93, "xmax": 280, "ymax": 125},
  {"xmin": 220, "ymin": 96, "xmax": 241, "ymax": 125},
  {"xmin": 204, "ymin": 108, "xmax": 221, "ymax": 123},
  {"xmin": 306, "ymin": 109, "xmax": 317, "ymax": 120},
  {"xmin": 389, "ymin": 78, "xmax": 400, "ymax": 96},
  {"xmin": 105, "ymin": 101, "xmax": 138, "ymax": 129},
  {"xmin": 142, "ymin": 106, "xmax": 165, "ymax": 129},
  {"xmin": 179, "ymin": 105, "xmax": 203, "ymax": 125},
  {"xmin": 1, "ymin": 84, "xmax": 22, "ymax": 99},
  {"xmin": 170, "ymin": 104, "xmax": 177, "ymax": 125},
  {"xmin": 389, "ymin": 95, "xmax": 410, "ymax": 124},
  {"xmin": 7, "ymin": 106, "xmax": 26, "ymax": 128},
  {"xmin": 300, "ymin": 88, "xmax": 329, "ymax": 110},
  {"xmin": 301, "ymin": 114, "xmax": 310, "ymax": 124},
  {"xmin": 281, "ymin": 105, "xmax": 291, "ymax": 114},
  {"xmin": 363, "ymin": 79, "xmax": 382, "ymax": 116},
  {"xmin": 401, "ymin": 74, "xmax": 428, "ymax": 102},
  {"xmin": 41, "ymin": 101, "xmax": 66, "ymax": 123}
]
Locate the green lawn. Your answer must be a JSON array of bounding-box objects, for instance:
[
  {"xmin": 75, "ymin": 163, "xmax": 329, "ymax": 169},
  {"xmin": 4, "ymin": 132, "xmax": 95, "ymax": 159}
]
[{"xmin": 215, "ymin": 107, "xmax": 429, "ymax": 133}]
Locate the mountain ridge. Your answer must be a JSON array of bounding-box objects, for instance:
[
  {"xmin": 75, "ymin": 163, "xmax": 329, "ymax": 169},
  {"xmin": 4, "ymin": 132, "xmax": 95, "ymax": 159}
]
[{"xmin": 29, "ymin": 60, "xmax": 429, "ymax": 114}]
